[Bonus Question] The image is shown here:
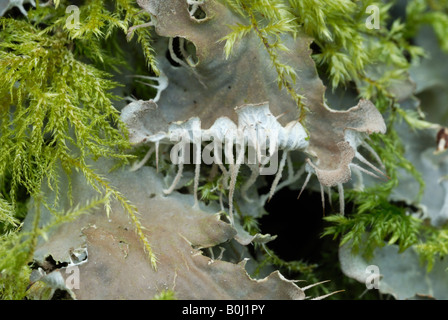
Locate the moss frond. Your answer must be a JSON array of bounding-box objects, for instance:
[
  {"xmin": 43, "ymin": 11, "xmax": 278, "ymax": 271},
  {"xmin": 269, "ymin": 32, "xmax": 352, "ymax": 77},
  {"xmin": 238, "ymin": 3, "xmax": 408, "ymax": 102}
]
[
  {"xmin": 125, "ymin": 9, "xmax": 160, "ymax": 75},
  {"xmin": 416, "ymin": 227, "xmax": 448, "ymax": 272},
  {"xmin": 0, "ymin": 17, "xmax": 130, "ymax": 202},
  {"xmin": 0, "ymin": 0, "xmax": 162, "ymax": 296},
  {"xmin": 0, "ymin": 196, "xmax": 109, "ymax": 299},
  {"xmin": 323, "ymin": 194, "xmax": 421, "ymax": 259},
  {"xmin": 0, "ymin": 197, "xmax": 19, "ymax": 231},
  {"xmin": 153, "ymin": 289, "xmax": 177, "ymax": 300},
  {"xmin": 405, "ymin": 0, "xmax": 448, "ymax": 52}
]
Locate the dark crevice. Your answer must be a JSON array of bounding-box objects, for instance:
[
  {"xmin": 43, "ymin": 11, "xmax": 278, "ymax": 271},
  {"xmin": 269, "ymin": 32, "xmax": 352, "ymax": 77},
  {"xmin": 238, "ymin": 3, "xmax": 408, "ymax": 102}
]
[
  {"xmin": 310, "ymin": 41, "xmax": 322, "ymax": 55},
  {"xmin": 258, "ymin": 183, "xmax": 330, "ymax": 263},
  {"xmin": 189, "ymin": 4, "xmax": 207, "ymax": 20},
  {"xmin": 183, "ymin": 38, "xmax": 199, "ymax": 65},
  {"xmin": 31, "ymin": 255, "xmax": 69, "ymax": 273},
  {"xmin": 51, "ymin": 289, "xmax": 74, "ymax": 300},
  {"xmin": 176, "ymin": 186, "xmax": 191, "ymax": 195},
  {"xmin": 166, "ymin": 37, "xmax": 199, "ymax": 67},
  {"xmin": 165, "ymin": 37, "xmax": 182, "ymax": 67}
]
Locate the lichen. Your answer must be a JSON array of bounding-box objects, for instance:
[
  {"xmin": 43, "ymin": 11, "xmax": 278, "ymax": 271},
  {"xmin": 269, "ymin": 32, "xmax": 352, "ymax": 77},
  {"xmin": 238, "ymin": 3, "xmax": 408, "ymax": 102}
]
[{"xmin": 1, "ymin": 0, "xmax": 448, "ymax": 300}]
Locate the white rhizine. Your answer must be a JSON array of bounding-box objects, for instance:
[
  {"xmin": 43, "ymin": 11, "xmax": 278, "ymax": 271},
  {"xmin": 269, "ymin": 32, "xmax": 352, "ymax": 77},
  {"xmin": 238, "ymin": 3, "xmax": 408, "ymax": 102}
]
[
  {"xmin": 122, "ymin": 99, "xmax": 386, "ymax": 221},
  {"xmin": 122, "ymin": 100, "xmax": 309, "ymax": 224},
  {"xmin": 130, "ymin": 71, "xmax": 168, "ymax": 103},
  {"xmin": 0, "ymin": 0, "xmax": 36, "ymax": 17},
  {"xmin": 186, "ymin": 0, "xmax": 206, "ymax": 18}
]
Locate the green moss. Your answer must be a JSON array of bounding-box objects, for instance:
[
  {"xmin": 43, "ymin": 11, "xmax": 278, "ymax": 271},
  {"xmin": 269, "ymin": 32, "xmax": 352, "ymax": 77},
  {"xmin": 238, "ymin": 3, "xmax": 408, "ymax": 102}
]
[
  {"xmin": 0, "ymin": 0, "xmax": 161, "ymax": 298},
  {"xmin": 1, "ymin": 0, "xmax": 448, "ymax": 300},
  {"xmin": 153, "ymin": 289, "xmax": 177, "ymax": 300}
]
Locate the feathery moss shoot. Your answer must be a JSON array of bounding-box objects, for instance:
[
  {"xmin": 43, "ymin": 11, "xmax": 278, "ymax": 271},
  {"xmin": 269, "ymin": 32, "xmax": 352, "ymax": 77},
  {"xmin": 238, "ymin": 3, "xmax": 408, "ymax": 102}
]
[
  {"xmin": 1, "ymin": 0, "xmax": 448, "ymax": 300},
  {"xmin": 0, "ymin": 0, "xmax": 159, "ymax": 298}
]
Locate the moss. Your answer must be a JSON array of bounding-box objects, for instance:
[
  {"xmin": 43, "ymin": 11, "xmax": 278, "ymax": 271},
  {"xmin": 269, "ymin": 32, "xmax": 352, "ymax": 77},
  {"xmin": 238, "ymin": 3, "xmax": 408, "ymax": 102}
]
[
  {"xmin": 1, "ymin": 0, "xmax": 448, "ymax": 299},
  {"xmin": 0, "ymin": 0, "xmax": 159, "ymax": 298}
]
